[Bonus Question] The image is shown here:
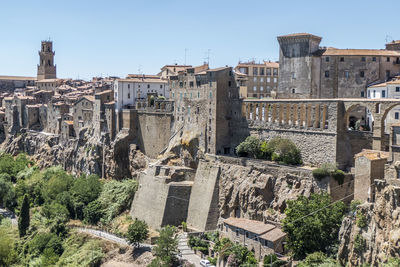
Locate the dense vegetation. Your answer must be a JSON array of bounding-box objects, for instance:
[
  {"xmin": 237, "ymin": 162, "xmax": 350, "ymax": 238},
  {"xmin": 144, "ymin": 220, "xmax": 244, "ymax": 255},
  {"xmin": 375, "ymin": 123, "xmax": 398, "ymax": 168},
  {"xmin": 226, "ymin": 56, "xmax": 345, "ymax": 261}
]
[
  {"xmin": 0, "ymin": 152, "xmax": 139, "ymax": 266},
  {"xmin": 236, "ymin": 136, "xmax": 302, "ymax": 165},
  {"xmin": 312, "ymin": 163, "xmax": 345, "ymax": 184},
  {"xmin": 282, "ymin": 193, "xmax": 347, "ymax": 260}
]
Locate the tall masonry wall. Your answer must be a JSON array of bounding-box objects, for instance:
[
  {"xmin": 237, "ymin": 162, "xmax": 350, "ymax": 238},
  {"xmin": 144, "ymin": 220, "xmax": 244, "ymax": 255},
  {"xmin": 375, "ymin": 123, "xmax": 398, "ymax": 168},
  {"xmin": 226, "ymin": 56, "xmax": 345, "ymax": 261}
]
[{"xmin": 186, "ymin": 161, "xmax": 220, "ymax": 231}]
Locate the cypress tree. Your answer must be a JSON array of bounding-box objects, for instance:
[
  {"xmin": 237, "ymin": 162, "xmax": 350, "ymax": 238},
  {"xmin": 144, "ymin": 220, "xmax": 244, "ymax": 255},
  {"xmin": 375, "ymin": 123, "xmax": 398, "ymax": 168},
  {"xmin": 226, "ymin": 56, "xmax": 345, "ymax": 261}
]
[{"xmin": 18, "ymin": 194, "xmax": 30, "ymax": 237}]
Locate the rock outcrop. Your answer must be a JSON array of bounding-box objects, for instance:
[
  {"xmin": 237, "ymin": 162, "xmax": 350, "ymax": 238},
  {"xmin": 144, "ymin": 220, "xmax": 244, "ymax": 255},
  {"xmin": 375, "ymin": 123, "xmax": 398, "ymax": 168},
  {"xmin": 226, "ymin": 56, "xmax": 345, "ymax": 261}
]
[
  {"xmin": 215, "ymin": 157, "xmax": 322, "ymax": 223},
  {"xmin": 338, "ymin": 180, "xmax": 400, "ymax": 266},
  {"xmin": 1, "ymin": 129, "xmax": 148, "ymax": 179}
]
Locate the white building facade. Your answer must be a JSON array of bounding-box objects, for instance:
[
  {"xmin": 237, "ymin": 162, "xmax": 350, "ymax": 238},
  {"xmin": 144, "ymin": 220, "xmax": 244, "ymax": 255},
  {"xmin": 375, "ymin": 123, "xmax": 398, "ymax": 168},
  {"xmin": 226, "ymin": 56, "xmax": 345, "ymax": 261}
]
[
  {"xmin": 114, "ymin": 77, "xmax": 169, "ymax": 112},
  {"xmin": 367, "ymin": 79, "xmax": 400, "ymax": 132}
]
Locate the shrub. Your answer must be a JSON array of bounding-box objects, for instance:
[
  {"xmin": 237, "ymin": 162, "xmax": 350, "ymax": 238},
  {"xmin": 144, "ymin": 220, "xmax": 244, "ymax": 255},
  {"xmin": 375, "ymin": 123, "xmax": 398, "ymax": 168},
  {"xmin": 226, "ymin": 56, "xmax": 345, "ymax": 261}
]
[
  {"xmin": 354, "ymin": 233, "xmax": 366, "ymax": 253},
  {"xmin": 312, "ymin": 168, "xmax": 329, "ymax": 180},
  {"xmin": 356, "ymin": 210, "xmax": 367, "ymax": 228},
  {"xmin": 332, "ymin": 169, "xmax": 345, "ymax": 185},
  {"xmin": 270, "ymin": 137, "xmax": 302, "ymax": 165},
  {"xmin": 313, "ymin": 163, "xmax": 345, "ymax": 184},
  {"xmin": 350, "ymin": 200, "xmax": 362, "ymax": 213},
  {"xmin": 235, "ymin": 136, "xmax": 261, "ymax": 158},
  {"xmin": 208, "ymin": 256, "xmax": 217, "ymax": 266},
  {"xmin": 181, "ymin": 221, "xmax": 187, "ymax": 232},
  {"xmin": 126, "ymin": 219, "xmax": 149, "ymax": 248}
]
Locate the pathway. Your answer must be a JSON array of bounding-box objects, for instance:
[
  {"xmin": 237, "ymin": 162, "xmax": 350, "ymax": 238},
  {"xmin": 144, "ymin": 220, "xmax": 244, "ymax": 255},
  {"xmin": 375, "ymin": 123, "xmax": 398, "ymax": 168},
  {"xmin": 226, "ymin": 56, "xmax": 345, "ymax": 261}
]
[
  {"xmin": 73, "ymin": 226, "xmax": 152, "ymax": 249},
  {"xmin": 178, "ymin": 233, "xmax": 203, "ymax": 267}
]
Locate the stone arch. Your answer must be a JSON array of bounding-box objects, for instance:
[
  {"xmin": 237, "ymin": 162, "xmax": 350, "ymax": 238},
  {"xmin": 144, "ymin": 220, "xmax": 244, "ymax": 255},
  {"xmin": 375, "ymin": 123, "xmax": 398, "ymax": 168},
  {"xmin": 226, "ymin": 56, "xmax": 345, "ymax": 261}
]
[{"xmin": 344, "ymin": 103, "xmax": 374, "ymax": 132}]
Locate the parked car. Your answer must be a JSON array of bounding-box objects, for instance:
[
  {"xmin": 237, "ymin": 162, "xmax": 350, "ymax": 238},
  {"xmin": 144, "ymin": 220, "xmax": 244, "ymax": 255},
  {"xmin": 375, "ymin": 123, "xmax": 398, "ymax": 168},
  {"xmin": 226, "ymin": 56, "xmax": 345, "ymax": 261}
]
[{"xmin": 200, "ymin": 259, "xmax": 211, "ymax": 267}]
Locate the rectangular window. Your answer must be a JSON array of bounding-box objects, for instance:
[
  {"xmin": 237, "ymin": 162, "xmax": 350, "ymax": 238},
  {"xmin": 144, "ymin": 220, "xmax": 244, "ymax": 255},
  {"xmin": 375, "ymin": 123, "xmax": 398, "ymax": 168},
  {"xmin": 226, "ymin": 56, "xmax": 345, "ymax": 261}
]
[
  {"xmin": 160, "ymin": 84, "xmax": 163, "ymax": 89},
  {"xmin": 325, "ymin": 71, "xmax": 330, "ymax": 78},
  {"xmin": 340, "ymin": 57, "xmax": 344, "ymax": 62},
  {"xmin": 361, "ymin": 57, "xmax": 366, "ymax": 62},
  {"xmin": 128, "ymin": 84, "xmax": 130, "ymax": 89},
  {"xmin": 396, "ymin": 87, "xmax": 400, "ymax": 92},
  {"xmin": 273, "ymin": 78, "xmax": 277, "ymax": 83},
  {"xmin": 189, "ymin": 81, "xmax": 194, "ymax": 87},
  {"xmin": 260, "ymin": 68, "xmax": 265, "ymax": 75},
  {"xmin": 253, "ymin": 68, "xmax": 258, "ymax": 75},
  {"xmin": 382, "ymin": 90, "xmax": 386, "ymax": 98},
  {"xmin": 360, "ymin": 71, "xmax": 365, "ymax": 78},
  {"xmin": 326, "ymin": 57, "xmax": 330, "ymax": 62},
  {"xmin": 147, "ymin": 84, "xmax": 150, "ymax": 88},
  {"xmin": 127, "ymin": 93, "xmax": 130, "ymax": 99},
  {"xmin": 368, "ymin": 90, "xmax": 370, "ymax": 98},
  {"xmin": 179, "ymin": 82, "xmax": 183, "ymax": 88},
  {"xmin": 260, "ymin": 77, "xmax": 264, "ymax": 82},
  {"xmin": 228, "ymin": 81, "xmax": 232, "ymax": 87},
  {"xmin": 253, "ymin": 86, "xmax": 257, "ymax": 91},
  {"xmin": 260, "ymin": 86, "xmax": 264, "ymax": 91},
  {"xmin": 396, "ymin": 112, "xmax": 399, "ymax": 120},
  {"xmin": 266, "ymin": 68, "xmax": 271, "ymax": 75},
  {"xmin": 372, "ymin": 57, "xmax": 376, "ymax": 62},
  {"xmin": 386, "ymin": 70, "xmax": 390, "ymax": 78},
  {"xmin": 387, "ymin": 57, "xmax": 391, "ymax": 62},
  {"xmin": 361, "ymin": 91, "xmax": 365, "ymax": 97},
  {"xmin": 198, "ymin": 92, "xmax": 200, "ymax": 98},
  {"xmin": 253, "ymin": 77, "xmax": 257, "ymax": 82},
  {"xmin": 273, "ymin": 68, "xmax": 278, "ymax": 76},
  {"xmin": 209, "ymin": 91, "xmax": 212, "ymax": 98},
  {"xmin": 267, "ymin": 77, "xmax": 271, "ymax": 82},
  {"xmin": 345, "ymin": 71, "xmax": 349, "ymax": 78}
]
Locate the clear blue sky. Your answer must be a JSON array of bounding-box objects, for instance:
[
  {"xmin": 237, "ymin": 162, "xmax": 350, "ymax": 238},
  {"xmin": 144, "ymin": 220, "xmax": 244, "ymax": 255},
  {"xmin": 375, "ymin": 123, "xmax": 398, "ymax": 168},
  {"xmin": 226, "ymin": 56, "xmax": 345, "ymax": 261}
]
[{"xmin": 1, "ymin": 0, "xmax": 400, "ymax": 80}]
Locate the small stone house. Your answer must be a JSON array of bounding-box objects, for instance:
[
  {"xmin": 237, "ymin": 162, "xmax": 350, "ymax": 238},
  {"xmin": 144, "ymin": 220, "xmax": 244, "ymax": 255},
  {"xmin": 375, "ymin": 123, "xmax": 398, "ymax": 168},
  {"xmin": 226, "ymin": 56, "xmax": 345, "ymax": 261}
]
[{"xmin": 221, "ymin": 217, "xmax": 286, "ymax": 260}]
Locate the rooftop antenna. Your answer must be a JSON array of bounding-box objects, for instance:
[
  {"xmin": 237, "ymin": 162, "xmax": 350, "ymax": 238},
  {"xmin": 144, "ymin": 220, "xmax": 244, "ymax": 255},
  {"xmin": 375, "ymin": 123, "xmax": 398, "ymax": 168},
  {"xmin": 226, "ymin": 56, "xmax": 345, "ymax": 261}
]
[
  {"xmin": 205, "ymin": 49, "xmax": 211, "ymax": 65},
  {"xmin": 386, "ymin": 35, "xmax": 394, "ymax": 43},
  {"xmin": 184, "ymin": 48, "xmax": 188, "ymax": 65}
]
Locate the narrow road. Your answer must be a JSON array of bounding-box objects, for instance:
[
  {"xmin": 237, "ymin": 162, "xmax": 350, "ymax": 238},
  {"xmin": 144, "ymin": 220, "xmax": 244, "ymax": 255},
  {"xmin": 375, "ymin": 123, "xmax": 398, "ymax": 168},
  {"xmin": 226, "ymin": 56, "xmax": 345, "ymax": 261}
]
[
  {"xmin": 0, "ymin": 208, "xmax": 17, "ymax": 226},
  {"xmin": 178, "ymin": 233, "xmax": 202, "ymax": 267},
  {"xmin": 73, "ymin": 226, "xmax": 152, "ymax": 249}
]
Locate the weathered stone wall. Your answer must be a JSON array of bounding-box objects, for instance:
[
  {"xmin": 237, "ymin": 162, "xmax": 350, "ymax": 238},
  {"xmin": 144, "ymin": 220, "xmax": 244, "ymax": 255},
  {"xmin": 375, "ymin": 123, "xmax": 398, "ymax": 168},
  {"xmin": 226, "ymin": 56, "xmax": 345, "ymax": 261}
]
[
  {"xmin": 135, "ymin": 111, "xmax": 172, "ymax": 158},
  {"xmin": 187, "ymin": 161, "xmax": 220, "ymax": 231},
  {"xmin": 130, "ymin": 166, "xmax": 194, "ymax": 230}
]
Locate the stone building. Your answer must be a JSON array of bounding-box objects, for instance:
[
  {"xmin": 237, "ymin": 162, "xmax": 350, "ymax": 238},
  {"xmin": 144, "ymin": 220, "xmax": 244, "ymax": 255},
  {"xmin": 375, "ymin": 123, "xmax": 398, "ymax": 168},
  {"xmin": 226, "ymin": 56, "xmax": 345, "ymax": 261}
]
[
  {"xmin": 113, "ymin": 76, "xmax": 169, "ymax": 112},
  {"xmin": 277, "ymin": 33, "xmax": 400, "ymax": 99},
  {"xmin": 73, "ymin": 96, "xmax": 94, "ymax": 135},
  {"xmin": 158, "ymin": 64, "xmax": 193, "ymax": 79},
  {"xmin": 3, "ymin": 95, "xmax": 36, "ymax": 135},
  {"xmin": 234, "ymin": 61, "xmax": 279, "ymax": 99},
  {"xmin": 221, "ymin": 217, "xmax": 286, "ymax": 260},
  {"xmin": 46, "ymin": 102, "xmax": 70, "ymax": 134},
  {"xmin": 37, "ymin": 79, "xmax": 59, "ymax": 91},
  {"xmin": 37, "ymin": 41, "xmax": 56, "ymax": 80},
  {"xmin": 367, "ymin": 78, "xmax": 400, "ymax": 132},
  {"xmin": 171, "ymin": 66, "xmax": 241, "ymax": 155},
  {"xmin": 93, "ymin": 90, "xmax": 115, "ymax": 139},
  {"xmin": 0, "ymin": 76, "xmax": 36, "ymax": 92}
]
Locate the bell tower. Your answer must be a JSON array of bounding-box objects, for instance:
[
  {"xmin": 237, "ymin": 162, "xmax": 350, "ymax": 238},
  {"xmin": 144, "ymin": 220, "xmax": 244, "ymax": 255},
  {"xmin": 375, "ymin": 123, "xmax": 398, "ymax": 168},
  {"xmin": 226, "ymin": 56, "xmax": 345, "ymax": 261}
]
[{"xmin": 37, "ymin": 41, "xmax": 56, "ymax": 80}]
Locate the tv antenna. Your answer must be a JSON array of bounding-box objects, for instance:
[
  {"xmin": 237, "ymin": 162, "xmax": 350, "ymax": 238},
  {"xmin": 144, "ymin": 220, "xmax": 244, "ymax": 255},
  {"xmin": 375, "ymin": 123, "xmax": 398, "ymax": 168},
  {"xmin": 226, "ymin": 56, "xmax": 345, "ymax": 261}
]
[
  {"xmin": 204, "ymin": 49, "xmax": 211, "ymax": 65},
  {"xmin": 386, "ymin": 35, "xmax": 394, "ymax": 43}
]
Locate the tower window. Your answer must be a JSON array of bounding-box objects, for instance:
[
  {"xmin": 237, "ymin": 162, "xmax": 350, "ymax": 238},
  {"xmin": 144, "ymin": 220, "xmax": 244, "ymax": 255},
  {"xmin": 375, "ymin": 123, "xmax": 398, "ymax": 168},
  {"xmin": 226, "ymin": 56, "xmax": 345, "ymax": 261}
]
[{"xmin": 325, "ymin": 71, "xmax": 330, "ymax": 78}]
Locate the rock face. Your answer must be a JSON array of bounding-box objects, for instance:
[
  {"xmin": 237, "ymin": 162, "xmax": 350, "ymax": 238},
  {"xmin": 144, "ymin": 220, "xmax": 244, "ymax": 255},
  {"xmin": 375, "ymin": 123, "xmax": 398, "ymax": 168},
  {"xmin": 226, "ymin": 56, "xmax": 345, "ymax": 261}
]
[
  {"xmin": 214, "ymin": 157, "xmax": 322, "ymax": 223},
  {"xmin": 338, "ymin": 180, "xmax": 400, "ymax": 266},
  {"xmin": 1, "ymin": 129, "xmax": 148, "ymax": 179}
]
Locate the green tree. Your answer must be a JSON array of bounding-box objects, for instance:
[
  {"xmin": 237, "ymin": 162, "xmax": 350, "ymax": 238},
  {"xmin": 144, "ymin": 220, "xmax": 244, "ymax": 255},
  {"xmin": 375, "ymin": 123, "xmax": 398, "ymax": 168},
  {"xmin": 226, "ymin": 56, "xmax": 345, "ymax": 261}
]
[
  {"xmin": 83, "ymin": 199, "xmax": 103, "ymax": 225},
  {"xmin": 0, "ymin": 176, "xmax": 15, "ymax": 210},
  {"xmin": 18, "ymin": 194, "xmax": 30, "ymax": 237},
  {"xmin": 153, "ymin": 225, "xmax": 178, "ymax": 266},
  {"xmin": 282, "ymin": 193, "xmax": 346, "ymax": 260},
  {"xmin": 235, "ymin": 136, "xmax": 261, "ymax": 158},
  {"xmin": 126, "ymin": 219, "xmax": 149, "ymax": 248},
  {"xmin": 70, "ymin": 174, "xmax": 102, "ymax": 219}
]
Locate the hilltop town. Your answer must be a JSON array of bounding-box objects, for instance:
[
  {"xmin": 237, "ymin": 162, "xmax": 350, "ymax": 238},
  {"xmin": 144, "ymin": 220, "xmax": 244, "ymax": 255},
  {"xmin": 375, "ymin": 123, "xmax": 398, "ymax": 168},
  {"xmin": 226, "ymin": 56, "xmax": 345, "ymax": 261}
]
[{"xmin": 1, "ymin": 33, "xmax": 400, "ymax": 266}]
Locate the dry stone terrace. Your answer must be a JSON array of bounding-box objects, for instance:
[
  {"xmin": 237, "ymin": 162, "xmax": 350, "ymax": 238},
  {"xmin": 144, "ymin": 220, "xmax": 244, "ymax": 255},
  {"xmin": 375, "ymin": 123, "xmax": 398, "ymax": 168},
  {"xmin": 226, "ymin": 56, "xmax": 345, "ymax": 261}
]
[{"xmin": 242, "ymin": 98, "xmax": 400, "ymax": 167}]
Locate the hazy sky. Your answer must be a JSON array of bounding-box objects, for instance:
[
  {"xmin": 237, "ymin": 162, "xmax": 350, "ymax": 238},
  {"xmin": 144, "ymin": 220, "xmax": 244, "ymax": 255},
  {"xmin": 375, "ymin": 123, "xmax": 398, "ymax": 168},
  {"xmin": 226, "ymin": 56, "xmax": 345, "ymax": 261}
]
[{"xmin": 1, "ymin": 0, "xmax": 400, "ymax": 80}]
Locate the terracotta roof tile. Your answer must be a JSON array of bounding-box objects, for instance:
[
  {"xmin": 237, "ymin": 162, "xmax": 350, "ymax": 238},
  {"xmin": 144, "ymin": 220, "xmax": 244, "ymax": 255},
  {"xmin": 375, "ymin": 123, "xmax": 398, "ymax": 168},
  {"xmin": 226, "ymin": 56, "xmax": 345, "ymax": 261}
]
[{"xmin": 224, "ymin": 217, "xmax": 275, "ymax": 235}]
